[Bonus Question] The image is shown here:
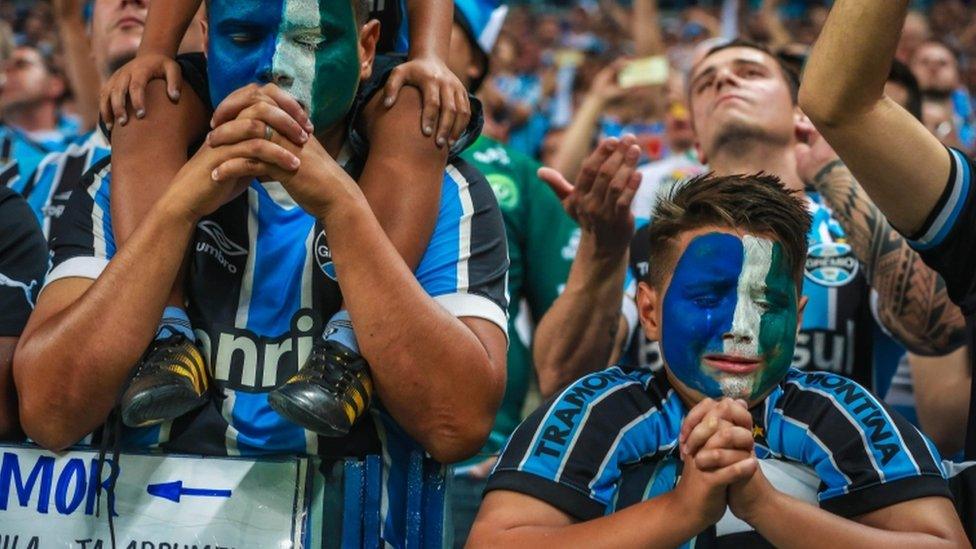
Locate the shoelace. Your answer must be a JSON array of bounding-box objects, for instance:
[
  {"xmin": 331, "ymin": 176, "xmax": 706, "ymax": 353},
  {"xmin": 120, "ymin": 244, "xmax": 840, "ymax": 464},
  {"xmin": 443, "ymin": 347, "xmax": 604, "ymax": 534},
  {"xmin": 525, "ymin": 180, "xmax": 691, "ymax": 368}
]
[
  {"xmin": 132, "ymin": 335, "xmax": 190, "ymax": 378},
  {"xmin": 304, "ymin": 343, "xmax": 365, "ymax": 397}
]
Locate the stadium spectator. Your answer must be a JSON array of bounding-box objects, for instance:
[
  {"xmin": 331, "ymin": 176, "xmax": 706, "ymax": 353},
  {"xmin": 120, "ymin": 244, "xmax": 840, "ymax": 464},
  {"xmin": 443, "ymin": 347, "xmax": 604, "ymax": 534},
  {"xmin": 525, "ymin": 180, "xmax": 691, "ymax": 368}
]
[
  {"xmin": 0, "ymin": 44, "xmax": 79, "ymax": 187},
  {"xmin": 13, "ymin": 0, "xmax": 508, "ymax": 545},
  {"xmin": 92, "ymin": 0, "xmax": 476, "ymax": 438},
  {"xmin": 0, "ymin": 186, "xmax": 46, "ymax": 440},
  {"xmin": 13, "ymin": 0, "xmax": 205, "ymax": 235},
  {"xmin": 469, "ymin": 171, "xmax": 966, "ymax": 546},
  {"xmin": 910, "ymin": 40, "xmax": 976, "ymax": 150},
  {"xmin": 802, "ymin": 0, "xmax": 976, "ymax": 462}
]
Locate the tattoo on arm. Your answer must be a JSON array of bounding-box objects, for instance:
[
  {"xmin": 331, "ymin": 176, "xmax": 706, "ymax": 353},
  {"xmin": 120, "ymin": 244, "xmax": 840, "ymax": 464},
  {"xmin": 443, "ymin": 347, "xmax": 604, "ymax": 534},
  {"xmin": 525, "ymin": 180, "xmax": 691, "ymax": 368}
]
[{"xmin": 812, "ymin": 161, "xmax": 965, "ymax": 355}]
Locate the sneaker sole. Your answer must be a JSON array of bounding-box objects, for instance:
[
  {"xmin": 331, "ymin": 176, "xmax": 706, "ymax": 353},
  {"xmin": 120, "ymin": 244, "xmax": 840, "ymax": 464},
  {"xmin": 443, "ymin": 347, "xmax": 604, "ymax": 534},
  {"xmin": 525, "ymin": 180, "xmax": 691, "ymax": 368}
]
[
  {"xmin": 121, "ymin": 385, "xmax": 208, "ymax": 428},
  {"xmin": 267, "ymin": 389, "xmax": 352, "ymax": 437}
]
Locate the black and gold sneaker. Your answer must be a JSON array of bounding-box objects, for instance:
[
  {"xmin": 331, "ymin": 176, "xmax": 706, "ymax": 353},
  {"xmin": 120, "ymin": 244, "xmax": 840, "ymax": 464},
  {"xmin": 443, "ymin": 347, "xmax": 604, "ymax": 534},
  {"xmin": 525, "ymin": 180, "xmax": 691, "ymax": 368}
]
[
  {"xmin": 268, "ymin": 339, "xmax": 373, "ymax": 437},
  {"xmin": 120, "ymin": 334, "xmax": 209, "ymax": 428}
]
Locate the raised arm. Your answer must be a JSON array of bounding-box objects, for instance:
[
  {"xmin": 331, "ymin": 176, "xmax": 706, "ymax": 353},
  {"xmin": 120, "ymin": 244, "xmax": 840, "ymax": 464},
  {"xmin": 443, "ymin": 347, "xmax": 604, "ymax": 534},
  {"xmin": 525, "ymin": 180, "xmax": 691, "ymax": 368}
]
[
  {"xmin": 800, "ymin": 0, "xmax": 950, "ymax": 236},
  {"xmin": 633, "ymin": 0, "xmax": 664, "ymax": 57},
  {"xmin": 548, "ymin": 61, "xmax": 627, "ymax": 181},
  {"xmin": 533, "ymin": 137, "xmax": 640, "ymax": 397},
  {"xmin": 53, "ymin": 0, "xmax": 100, "ymax": 131}
]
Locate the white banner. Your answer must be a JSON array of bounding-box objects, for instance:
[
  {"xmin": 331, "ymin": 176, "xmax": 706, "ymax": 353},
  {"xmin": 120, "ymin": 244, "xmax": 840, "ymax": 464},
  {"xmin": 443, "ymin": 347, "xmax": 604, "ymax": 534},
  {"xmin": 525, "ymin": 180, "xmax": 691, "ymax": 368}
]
[{"xmin": 0, "ymin": 444, "xmax": 311, "ymax": 548}]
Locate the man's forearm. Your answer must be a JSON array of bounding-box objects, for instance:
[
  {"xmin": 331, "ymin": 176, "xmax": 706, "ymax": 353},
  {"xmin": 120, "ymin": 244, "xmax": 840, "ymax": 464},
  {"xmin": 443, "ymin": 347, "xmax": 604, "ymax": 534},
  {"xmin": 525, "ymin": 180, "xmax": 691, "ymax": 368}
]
[
  {"xmin": 633, "ymin": 0, "xmax": 663, "ymax": 57},
  {"xmin": 138, "ymin": 0, "xmax": 201, "ymax": 56},
  {"xmin": 801, "ymin": 0, "xmax": 906, "ymax": 123},
  {"xmin": 470, "ymin": 491, "xmax": 710, "ymax": 548},
  {"xmin": 14, "ymin": 196, "xmax": 196, "ymax": 449},
  {"xmin": 533, "ymin": 234, "xmax": 627, "ymax": 397},
  {"xmin": 748, "ymin": 491, "xmax": 961, "ymax": 547},
  {"xmin": 319, "ymin": 196, "xmax": 504, "ymax": 463},
  {"xmin": 812, "ymin": 162, "xmax": 965, "ymax": 355},
  {"xmin": 57, "ymin": 19, "xmax": 100, "ymax": 131},
  {"xmin": 407, "ymin": 0, "xmax": 452, "ymax": 62},
  {"xmin": 801, "ymin": 0, "xmax": 950, "ymax": 235}
]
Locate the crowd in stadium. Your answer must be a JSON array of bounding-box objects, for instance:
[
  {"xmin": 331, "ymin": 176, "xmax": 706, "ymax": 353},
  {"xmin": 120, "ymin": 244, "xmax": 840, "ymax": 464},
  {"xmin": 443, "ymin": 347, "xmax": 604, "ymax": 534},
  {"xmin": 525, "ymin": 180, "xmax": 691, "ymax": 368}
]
[{"xmin": 2, "ymin": 0, "xmax": 976, "ymax": 546}]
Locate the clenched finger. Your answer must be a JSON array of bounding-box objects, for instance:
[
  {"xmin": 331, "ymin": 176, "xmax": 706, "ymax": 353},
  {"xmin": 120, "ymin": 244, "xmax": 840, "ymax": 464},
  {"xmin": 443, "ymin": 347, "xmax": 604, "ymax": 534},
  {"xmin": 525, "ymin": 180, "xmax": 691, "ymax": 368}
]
[
  {"xmin": 111, "ymin": 73, "xmax": 131, "ymax": 126},
  {"xmin": 235, "ymin": 101, "xmax": 309, "ymax": 146},
  {"xmin": 421, "ymin": 82, "xmax": 441, "ymax": 137},
  {"xmin": 695, "ymin": 448, "xmax": 753, "ymax": 471},
  {"xmin": 207, "ymin": 118, "xmax": 302, "ymax": 158},
  {"xmin": 211, "ymin": 139, "xmax": 301, "ymax": 181},
  {"xmin": 164, "ymin": 59, "xmax": 182, "ymax": 102},
  {"xmin": 434, "ymin": 85, "xmax": 457, "ymax": 147}
]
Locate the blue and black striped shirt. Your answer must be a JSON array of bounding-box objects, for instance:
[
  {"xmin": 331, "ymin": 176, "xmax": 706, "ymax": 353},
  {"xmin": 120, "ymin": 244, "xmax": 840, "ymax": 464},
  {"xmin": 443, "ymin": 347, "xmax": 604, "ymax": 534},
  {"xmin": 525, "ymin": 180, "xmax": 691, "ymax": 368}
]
[{"xmin": 487, "ymin": 366, "xmax": 950, "ymax": 527}]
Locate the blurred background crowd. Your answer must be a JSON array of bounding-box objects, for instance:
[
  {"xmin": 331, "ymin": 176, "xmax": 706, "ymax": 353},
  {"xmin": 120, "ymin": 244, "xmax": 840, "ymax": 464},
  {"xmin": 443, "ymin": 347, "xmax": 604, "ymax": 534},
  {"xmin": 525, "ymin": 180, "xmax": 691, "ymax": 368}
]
[{"xmin": 7, "ymin": 0, "xmax": 976, "ymax": 166}]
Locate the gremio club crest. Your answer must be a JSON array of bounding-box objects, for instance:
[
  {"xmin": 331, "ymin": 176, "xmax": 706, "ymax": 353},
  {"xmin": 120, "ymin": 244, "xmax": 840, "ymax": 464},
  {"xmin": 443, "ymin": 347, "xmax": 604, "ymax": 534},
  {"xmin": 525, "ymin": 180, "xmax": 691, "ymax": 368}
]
[{"xmin": 804, "ymin": 242, "xmax": 859, "ymax": 287}]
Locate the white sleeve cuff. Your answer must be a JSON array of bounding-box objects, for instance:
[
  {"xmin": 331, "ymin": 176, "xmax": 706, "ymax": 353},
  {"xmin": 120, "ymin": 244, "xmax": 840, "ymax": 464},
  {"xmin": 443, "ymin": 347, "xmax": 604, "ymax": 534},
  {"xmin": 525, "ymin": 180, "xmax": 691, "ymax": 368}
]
[
  {"xmin": 434, "ymin": 293, "xmax": 509, "ymax": 339},
  {"xmin": 43, "ymin": 256, "xmax": 108, "ymax": 292}
]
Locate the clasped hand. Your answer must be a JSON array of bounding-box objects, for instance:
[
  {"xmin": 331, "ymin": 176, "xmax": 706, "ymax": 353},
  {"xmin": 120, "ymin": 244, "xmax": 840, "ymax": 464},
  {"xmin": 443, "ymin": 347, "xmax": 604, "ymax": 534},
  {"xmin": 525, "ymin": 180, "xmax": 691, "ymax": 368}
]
[
  {"xmin": 674, "ymin": 398, "xmax": 773, "ymax": 526},
  {"xmin": 172, "ymin": 83, "xmax": 356, "ymax": 222}
]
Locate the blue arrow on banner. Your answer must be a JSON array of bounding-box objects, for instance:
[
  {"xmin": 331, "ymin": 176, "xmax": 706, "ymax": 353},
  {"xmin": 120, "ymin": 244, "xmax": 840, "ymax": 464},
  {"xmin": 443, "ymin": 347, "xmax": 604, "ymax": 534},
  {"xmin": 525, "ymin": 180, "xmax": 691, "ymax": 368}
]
[{"xmin": 146, "ymin": 480, "xmax": 232, "ymax": 503}]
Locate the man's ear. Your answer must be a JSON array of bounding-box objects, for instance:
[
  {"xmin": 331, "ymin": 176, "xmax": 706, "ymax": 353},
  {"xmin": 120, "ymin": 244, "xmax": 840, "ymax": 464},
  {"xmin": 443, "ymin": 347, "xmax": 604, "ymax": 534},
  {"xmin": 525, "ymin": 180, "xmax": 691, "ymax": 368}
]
[
  {"xmin": 199, "ymin": 17, "xmax": 209, "ymax": 53},
  {"xmin": 637, "ymin": 281, "xmax": 662, "ymax": 342},
  {"xmin": 795, "ymin": 294, "xmax": 808, "ymax": 336},
  {"xmin": 358, "ymin": 20, "xmax": 381, "ymax": 82}
]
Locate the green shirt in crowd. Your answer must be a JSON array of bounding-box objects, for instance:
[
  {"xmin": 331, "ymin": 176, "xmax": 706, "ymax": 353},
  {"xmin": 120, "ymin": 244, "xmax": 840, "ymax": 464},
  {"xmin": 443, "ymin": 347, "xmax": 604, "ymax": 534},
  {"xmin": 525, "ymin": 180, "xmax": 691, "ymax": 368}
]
[{"xmin": 456, "ymin": 135, "xmax": 579, "ymax": 470}]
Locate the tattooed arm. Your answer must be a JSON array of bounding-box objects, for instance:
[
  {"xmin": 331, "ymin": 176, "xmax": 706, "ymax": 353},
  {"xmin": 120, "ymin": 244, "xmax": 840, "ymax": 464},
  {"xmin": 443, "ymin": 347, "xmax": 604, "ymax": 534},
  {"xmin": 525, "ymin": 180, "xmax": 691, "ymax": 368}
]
[{"xmin": 808, "ymin": 156, "xmax": 965, "ymax": 355}]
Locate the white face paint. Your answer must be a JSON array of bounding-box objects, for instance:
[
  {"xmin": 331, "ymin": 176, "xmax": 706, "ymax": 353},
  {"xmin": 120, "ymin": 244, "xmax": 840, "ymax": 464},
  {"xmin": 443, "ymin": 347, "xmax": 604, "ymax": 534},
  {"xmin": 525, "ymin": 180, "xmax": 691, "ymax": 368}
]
[
  {"xmin": 720, "ymin": 235, "xmax": 774, "ymax": 398},
  {"xmin": 272, "ymin": 0, "xmax": 321, "ymax": 111}
]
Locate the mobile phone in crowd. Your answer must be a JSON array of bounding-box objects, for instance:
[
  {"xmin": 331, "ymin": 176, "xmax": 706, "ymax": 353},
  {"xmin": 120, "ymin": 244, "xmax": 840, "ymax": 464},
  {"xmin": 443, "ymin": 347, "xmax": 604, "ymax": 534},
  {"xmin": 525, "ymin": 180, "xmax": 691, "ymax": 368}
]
[{"xmin": 618, "ymin": 56, "xmax": 670, "ymax": 88}]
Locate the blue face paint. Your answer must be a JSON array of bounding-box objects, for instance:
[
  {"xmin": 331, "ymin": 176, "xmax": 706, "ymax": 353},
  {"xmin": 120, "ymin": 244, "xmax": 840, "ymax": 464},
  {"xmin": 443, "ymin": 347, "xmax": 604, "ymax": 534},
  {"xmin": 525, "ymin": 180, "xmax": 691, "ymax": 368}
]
[
  {"xmin": 207, "ymin": 0, "xmax": 360, "ymax": 130},
  {"xmin": 661, "ymin": 232, "xmax": 798, "ymax": 400}
]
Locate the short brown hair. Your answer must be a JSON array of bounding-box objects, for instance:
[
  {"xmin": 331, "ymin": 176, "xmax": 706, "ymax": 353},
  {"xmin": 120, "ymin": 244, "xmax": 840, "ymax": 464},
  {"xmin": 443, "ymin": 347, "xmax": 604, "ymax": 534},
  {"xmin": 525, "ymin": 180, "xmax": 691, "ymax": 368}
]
[{"xmin": 644, "ymin": 173, "xmax": 811, "ymax": 289}]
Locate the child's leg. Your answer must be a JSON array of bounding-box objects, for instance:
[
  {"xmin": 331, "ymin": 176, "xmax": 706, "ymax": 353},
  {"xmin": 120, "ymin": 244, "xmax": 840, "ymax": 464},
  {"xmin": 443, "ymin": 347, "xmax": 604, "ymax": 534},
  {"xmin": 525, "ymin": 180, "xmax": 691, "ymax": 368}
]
[{"xmin": 269, "ymin": 307, "xmax": 374, "ymax": 437}]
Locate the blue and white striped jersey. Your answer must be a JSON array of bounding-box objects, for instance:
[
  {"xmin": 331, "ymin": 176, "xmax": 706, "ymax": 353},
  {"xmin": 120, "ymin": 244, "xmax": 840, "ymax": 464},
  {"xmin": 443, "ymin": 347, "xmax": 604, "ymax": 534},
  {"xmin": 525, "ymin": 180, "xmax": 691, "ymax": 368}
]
[
  {"xmin": 1, "ymin": 115, "xmax": 84, "ymax": 192},
  {"xmin": 624, "ymin": 191, "xmax": 905, "ymax": 398},
  {"xmin": 486, "ymin": 366, "xmax": 950, "ymax": 546},
  {"xmin": 11, "ymin": 129, "xmax": 111, "ymax": 237},
  {"xmin": 40, "ymin": 53, "xmax": 508, "ymax": 548}
]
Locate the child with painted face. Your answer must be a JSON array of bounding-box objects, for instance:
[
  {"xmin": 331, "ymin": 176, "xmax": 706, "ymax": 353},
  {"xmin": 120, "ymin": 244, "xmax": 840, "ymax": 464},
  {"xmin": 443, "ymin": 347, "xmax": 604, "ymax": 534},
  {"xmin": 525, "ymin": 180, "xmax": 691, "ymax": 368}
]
[
  {"xmin": 99, "ymin": 0, "xmax": 470, "ymax": 147},
  {"xmin": 469, "ymin": 172, "xmax": 965, "ymax": 547}
]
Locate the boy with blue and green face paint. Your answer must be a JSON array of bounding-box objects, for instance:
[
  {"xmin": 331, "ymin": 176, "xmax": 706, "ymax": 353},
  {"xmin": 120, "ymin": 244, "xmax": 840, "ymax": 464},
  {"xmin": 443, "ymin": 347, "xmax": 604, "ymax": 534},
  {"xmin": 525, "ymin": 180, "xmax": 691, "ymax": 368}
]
[{"xmin": 471, "ymin": 173, "xmax": 964, "ymax": 547}]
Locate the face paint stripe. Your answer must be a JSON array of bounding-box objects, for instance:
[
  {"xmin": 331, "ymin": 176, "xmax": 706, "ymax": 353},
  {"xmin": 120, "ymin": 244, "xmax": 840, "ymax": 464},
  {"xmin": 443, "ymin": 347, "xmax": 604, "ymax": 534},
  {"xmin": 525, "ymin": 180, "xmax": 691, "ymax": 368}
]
[
  {"xmin": 725, "ymin": 235, "xmax": 772, "ymax": 356},
  {"xmin": 273, "ymin": 0, "xmax": 320, "ymax": 110}
]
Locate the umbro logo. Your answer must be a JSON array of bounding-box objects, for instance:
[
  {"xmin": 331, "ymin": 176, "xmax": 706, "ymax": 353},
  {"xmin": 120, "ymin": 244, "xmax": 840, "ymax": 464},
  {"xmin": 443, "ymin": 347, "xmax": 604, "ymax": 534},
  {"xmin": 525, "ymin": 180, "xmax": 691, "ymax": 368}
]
[
  {"xmin": 196, "ymin": 220, "xmax": 247, "ymax": 274},
  {"xmin": 198, "ymin": 220, "xmax": 247, "ymax": 256}
]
